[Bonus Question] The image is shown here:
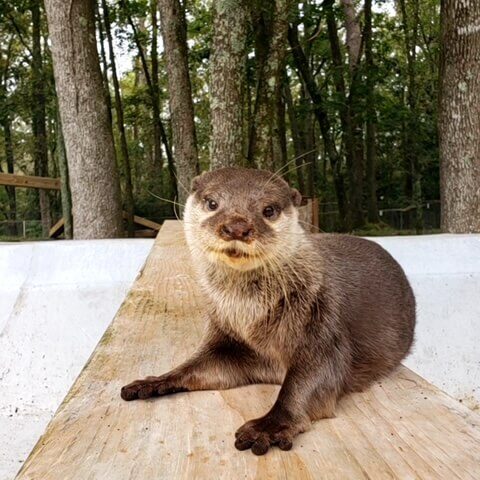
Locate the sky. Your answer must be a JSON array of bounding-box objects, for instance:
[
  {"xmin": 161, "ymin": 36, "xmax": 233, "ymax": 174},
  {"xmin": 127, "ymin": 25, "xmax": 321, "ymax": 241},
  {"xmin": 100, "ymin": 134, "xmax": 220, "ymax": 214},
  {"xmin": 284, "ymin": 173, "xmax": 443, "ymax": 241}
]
[{"xmin": 111, "ymin": 0, "xmax": 397, "ymax": 78}]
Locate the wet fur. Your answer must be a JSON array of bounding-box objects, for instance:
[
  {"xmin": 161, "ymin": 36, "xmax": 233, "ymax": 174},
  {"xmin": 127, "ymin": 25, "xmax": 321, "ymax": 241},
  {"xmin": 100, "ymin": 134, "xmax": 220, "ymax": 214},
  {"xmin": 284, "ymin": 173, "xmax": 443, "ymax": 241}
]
[{"xmin": 121, "ymin": 167, "xmax": 416, "ymax": 455}]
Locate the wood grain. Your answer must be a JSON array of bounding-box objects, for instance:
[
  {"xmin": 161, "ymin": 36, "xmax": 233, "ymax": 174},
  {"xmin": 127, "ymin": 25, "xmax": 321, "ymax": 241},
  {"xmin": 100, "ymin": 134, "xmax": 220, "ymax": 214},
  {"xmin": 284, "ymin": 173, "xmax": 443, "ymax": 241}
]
[
  {"xmin": 0, "ymin": 173, "xmax": 61, "ymax": 191},
  {"xmin": 16, "ymin": 221, "xmax": 480, "ymax": 479}
]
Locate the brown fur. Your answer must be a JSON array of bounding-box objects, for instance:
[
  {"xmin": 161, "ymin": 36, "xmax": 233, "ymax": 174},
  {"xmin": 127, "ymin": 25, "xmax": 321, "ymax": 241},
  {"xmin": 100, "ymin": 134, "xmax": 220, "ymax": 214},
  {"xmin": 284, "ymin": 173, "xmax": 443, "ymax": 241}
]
[{"xmin": 121, "ymin": 167, "xmax": 416, "ymax": 455}]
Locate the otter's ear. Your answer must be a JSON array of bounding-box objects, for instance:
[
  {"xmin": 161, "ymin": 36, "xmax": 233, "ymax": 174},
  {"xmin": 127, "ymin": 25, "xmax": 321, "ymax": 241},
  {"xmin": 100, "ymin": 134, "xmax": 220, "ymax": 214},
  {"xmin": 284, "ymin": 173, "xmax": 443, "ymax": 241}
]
[
  {"xmin": 191, "ymin": 172, "xmax": 206, "ymax": 192},
  {"xmin": 291, "ymin": 188, "xmax": 302, "ymax": 207}
]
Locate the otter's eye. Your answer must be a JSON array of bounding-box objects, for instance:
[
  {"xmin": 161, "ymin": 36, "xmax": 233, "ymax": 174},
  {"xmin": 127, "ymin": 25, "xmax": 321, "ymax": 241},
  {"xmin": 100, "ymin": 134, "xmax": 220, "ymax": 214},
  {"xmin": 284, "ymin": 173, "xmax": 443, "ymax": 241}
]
[
  {"xmin": 263, "ymin": 206, "xmax": 276, "ymax": 218},
  {"xmin": 205, "ymin": 198, "xmax": 218, "ymax": 211}
]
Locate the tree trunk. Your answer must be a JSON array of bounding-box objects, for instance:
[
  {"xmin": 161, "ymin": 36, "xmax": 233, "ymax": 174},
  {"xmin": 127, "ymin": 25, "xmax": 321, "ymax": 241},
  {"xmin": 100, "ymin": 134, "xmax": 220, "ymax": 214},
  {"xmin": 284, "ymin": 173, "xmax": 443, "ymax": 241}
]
[
  {"xmin": 0, "ymin": 40, "xmax": 16, "ymax": 235},
  {"xmin": 284, "ymin": 78, "xmax": 305, "ymax": 193},
  {"xmin": 150, "ymin": 0, "xmax": 167, "ymax": 185},
  {"xmin": 125, "ymin": 1, "xmax": 177, "ymax": 200},
  {"xmin": 158, "ymin": 0, "xmax": 199, "ymax": 206},
  {"xmin": 341, "ymin": 0, "xmax": 362, "ymax": 70},
  {"xmin": 399, "ymin": 0, "xmax": 423, "ymax": 232},
  {"xmin": 364, "ymin": 0, "xmax": 379, "ymax": 223},
  {"xmin": 340, "ymin": 0, "xmax": 364, "ymax": 229},
  {"xmin": 248, "ymin": 0, "xmax": 289, "ymax": 171},
  {"xmin": 32, "ymin": 2, "xmax": 52, "ymax": 237},
  {"xmin": 44, "ymin": 0, "xmax": 123, "ymax": 239},
  {"xmin": 439, "ymin": 0, "xmax": 480, "ymax": 233},
  {"xmin": 55, "ymin": 108, "xmax": 73, "ymax": 239},
  {"xmin": 96, "ymin": 3, "xmax": 113, "ymax": 126},
  {"xmin": 288, "ymin": 23, "xmax": 347, "ymax": 229},
  {"xmin": 2, "ymin": 118, "xmax": 18, "ymax": 236},
  {"xmin": 102, "ymin": 0, "xmax": 135, "ymax": 236},
  {"xmin": 303, "ymin": 106, "xmax": 316, "ymax": 198},
  {"xmin": 210, "ymin": 0, "xmax": 248, "ymax": 169},
  {"xmin": 326, "ymin": 2, "xmax": 355, "ymax": 228}
]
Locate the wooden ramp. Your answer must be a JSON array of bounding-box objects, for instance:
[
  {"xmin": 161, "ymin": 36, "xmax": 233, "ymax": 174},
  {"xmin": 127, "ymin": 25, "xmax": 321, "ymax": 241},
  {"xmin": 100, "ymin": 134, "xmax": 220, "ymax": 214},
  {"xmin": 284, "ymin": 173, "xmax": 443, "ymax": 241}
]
[{"xmin": 17, "ymin": 221, "xmax": 480, "ymax": 479}]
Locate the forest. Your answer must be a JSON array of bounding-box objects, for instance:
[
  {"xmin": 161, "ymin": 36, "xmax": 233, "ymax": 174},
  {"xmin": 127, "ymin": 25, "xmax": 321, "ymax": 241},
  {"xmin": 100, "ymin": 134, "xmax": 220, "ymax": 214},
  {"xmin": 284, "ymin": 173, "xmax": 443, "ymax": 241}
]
[{"xmin": 0, "ymin": 0, "xmax": 478, "ymax": 239}]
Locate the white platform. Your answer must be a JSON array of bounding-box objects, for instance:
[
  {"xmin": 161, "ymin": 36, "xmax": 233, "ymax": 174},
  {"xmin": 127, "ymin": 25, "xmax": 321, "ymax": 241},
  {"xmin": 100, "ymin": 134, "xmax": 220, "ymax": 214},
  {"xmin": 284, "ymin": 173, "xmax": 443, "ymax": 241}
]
[
  {"xmin": 0, "ymin": 239, "xmax": 153, "ymax": 480},
  {"xmin": 1, "ymin": 233, "xmax": 479, "ymax": 479},
  {"xmin": 372, "ymin": 234, "xmax": 480, "ymax": 411}
]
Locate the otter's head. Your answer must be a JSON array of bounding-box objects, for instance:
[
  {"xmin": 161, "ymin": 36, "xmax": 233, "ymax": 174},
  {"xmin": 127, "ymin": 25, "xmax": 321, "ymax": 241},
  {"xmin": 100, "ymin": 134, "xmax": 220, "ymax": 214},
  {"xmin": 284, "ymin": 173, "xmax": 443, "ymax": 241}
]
[{"xmin": 184, "ymin": 167, "xmax": 303, "ymax": 271}]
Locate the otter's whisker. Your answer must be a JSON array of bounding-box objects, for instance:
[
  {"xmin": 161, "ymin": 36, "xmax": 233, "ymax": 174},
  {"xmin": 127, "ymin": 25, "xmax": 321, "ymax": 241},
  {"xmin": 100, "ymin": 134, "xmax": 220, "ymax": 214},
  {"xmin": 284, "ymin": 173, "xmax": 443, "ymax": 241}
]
[
  {"xmin": 148, "ymin": 190, "xmax": 186, "ymax": 209},
  {"xmin": 263, "ymin": 149, "xmax": 317, "ymax": 189}
]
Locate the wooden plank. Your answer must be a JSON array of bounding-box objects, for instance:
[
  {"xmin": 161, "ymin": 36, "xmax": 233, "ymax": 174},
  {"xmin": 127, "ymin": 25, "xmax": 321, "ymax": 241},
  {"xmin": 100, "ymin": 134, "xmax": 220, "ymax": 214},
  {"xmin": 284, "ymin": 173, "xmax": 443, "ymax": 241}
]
[
  {"xmin": 49, "ymin": 218, "xmax": 65, "ymax": 238},
  {"xmin": 0, "ymin": 172, "xmax": 61, "ymax": 190},
  {"xmin": 17, "ymin": 221, "xmax": 480, "ymax": 480},
  {"xmin": 122, "ymin": 211, "xmax": 162, "ymax": 231},
  {"xmin": 133, "ymin": 229, "xmax": 158, "ymax": 238},
  {"xmin": 298, "ymin": 197, "xmax": 320, "ymax": 232}
]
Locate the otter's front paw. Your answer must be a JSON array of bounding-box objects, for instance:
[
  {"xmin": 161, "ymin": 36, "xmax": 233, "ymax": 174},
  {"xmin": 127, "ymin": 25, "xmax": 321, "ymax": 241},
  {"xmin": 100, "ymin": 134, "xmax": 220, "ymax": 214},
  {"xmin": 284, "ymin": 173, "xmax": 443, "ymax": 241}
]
[
  {"xmin": 234, "ymin": 412, "xmax": 304, "ymax": 455},
  {"xmin": 120, "ymin": 376, "xmax": 187, "ymax": 401}
]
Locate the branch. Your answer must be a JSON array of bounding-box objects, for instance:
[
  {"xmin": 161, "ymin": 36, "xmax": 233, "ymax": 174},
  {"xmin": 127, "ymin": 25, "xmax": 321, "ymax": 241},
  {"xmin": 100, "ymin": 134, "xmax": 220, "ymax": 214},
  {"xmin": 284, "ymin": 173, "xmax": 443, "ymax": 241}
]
[{"xmin": 6, "ymin": 13, "xmax": 33, "ymax": 59}]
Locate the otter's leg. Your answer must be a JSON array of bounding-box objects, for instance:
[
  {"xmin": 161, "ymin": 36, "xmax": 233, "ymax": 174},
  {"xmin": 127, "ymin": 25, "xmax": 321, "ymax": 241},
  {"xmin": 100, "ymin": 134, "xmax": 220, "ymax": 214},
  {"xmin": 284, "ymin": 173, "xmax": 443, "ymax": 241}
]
[
  {"xmin": 120, "ymin": 325, "xmax": 280, "ymax": 401},
  {"xmin": 234, "ymin": 346, "xmax": 347, "ymax": 455}
]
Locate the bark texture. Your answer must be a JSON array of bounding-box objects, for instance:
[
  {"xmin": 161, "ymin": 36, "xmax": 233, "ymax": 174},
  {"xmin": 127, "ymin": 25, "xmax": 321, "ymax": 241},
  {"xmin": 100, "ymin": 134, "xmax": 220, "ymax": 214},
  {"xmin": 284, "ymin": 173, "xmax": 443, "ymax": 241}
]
[
  {"xmin": 44, "ymin": 0, "xmax": 123, "ymax": 239},
  {"xmin": 341, "ymin": 0, "xmax": 362, "ymax": 69},
  {"xmin": 56, "ymin": 108, "xmax": 73, "ymax": 239},
  {"xmin": 210, "ymin": 0, "xmax": 248, "ymax": 169},
  {"xmin": 32, "ymin": 3, "xmax": 52, "ymax": 237},
  {"xmin": 102, "ymin": 0, "xmax": 135, "ymax": 236},
  {"xmin": 1, "ymin": 118, "xmax": 17, "ymax": 235},
  {"xmin": 248, "ymin": 0, "xmax": 290, "ymax": 171},
  {"xmin": 400, "ymin": 0, "xmax": 423, "ymax": 231},
  {"xmin": 340, "ymin": 0, "xmax": 364, "ymax": 229},
  {"xmin": 0, "ymin": 39, "xmax": 17, "ymax": 235},
  {"xmin": 96, "ymin": 3, "xmax": 113, "ymax": 126},
  {"xmin": 150, "ymin": 0, "xmax": 163, "ymax": 175},
  {"xmin": 158, "ymin": 0, "xmax": 199, "ymax": 205},
  {"xmin": 439, "ymin": 0, "xmax": 480, "ymax": 232},
  {"xmin": 284, "ymin": 78, "xmax": 305, "ymax": 193},
  {"xmin": 364, "ymin": 0, "xmax": 379, "ymax": 223}
]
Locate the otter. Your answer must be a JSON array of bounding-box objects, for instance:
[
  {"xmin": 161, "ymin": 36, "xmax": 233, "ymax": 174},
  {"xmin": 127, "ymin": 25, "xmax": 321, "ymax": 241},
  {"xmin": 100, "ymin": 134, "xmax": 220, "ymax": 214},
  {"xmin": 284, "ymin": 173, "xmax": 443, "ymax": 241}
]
[{"xmin": 121, "ymin": 167, "xmax": 415, "ymax": 456}]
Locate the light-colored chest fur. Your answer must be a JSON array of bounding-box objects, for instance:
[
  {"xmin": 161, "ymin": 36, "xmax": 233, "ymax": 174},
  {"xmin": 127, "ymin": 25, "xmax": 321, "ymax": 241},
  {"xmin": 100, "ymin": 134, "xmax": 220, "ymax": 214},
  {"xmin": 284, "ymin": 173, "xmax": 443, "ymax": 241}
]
[
  {"xmin": 204, "ymin": 273, "xmax": 275, "ymax": 337},
  {"xmin": 200, "ymin": 266, "xmax": 306, "ymax": 365}
]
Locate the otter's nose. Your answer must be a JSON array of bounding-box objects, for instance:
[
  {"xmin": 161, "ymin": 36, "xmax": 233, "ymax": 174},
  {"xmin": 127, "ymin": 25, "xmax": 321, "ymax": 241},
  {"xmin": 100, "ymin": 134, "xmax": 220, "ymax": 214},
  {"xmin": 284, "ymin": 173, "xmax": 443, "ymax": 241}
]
[{"xmin": 219, "ymin": 220, "xmax": 254, "ymax": 242}]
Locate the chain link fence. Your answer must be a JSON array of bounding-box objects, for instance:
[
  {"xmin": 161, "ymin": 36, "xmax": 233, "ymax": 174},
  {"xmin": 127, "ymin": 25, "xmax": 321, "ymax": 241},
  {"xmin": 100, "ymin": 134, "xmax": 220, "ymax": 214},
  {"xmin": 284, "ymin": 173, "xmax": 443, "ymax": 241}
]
[
  {"xmin": 318, "ymin": 200, "xmax": 441, "ymax": 233},
  {"xmin": 0, "ymin": 220, "xmax": 44, "ymax": 240}
]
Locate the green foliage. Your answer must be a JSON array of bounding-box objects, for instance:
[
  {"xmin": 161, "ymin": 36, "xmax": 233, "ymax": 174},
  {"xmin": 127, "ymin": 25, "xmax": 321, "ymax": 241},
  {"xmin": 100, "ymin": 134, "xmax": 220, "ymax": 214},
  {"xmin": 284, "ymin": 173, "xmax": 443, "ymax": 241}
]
[{"xmin": 0, "ymin": 0, "xmax": 442, "ymax": 237}]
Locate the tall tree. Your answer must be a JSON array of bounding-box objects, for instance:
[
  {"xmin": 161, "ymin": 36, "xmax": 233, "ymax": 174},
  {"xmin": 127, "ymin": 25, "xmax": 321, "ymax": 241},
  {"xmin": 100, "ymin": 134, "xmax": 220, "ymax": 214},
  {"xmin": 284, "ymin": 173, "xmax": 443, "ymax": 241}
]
[
  {"xmin": 101, "ymin": 0, "xmax": 135, "ymax": 236},
  {"xmin": 44, "ymin": 0, "xmax": 123, "ymax": 239},
  {"xmin": 364, "ymin": 0, "xmax": 379, "ymax": 223},
  {"xmin": 31, "ymin": 2, "xmax": 51, "ymax": 236},
  {"xmin": 248, "ymin": 0, "xmax": 290, "ymax": 171},
  {"xmin": 55, "ymin": 108, "xmax": 72, "ymax": 239},
  {"xmin": 439, "ymin": 0, "xmax": 480, "ymax": 233},
  {"xmin": 96, "ymin": 3, "xmax": 113, "ymax": 126},
  {"xmin": 0, "ymin": 36, "xmax": 17, "ymax": 236},
  {"xmin": 123, "ymin": 1, "xmax": 176, "ymax": 198},
  {"xmin": 1, "ymin": 119, "xmax": 17, "ymax": 235},
  {"xmin": 158, "ymin": 0, "xmax": 199, "ymax": 206},
  {"xmin": 326, "ymin": 1, "xmax": 356, "ymax": 227},
  {"xmin": 341, "ymin": 0, "xmax": 362, "ymax": 69},
  {"xmin": 288, "ymin": 21, "xmax": 347, "ymax": 228},
  {"xmin": 399, "ymin": 0, "xmax": 423, "ymax": 231},
  {"xmin": 284, "ymin": 77, "xmax": 305, "ymax": 194},
  {"xmin": 150, "ymin": 0, "xmax": 165, "ymax": 180},
  {"xmin": 210, "ymin": 0, "xmax": 248, "ymax": 169},
  {"xmin": 340, "ymin": 0, "xmax": 364, "ymax": 229}
]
